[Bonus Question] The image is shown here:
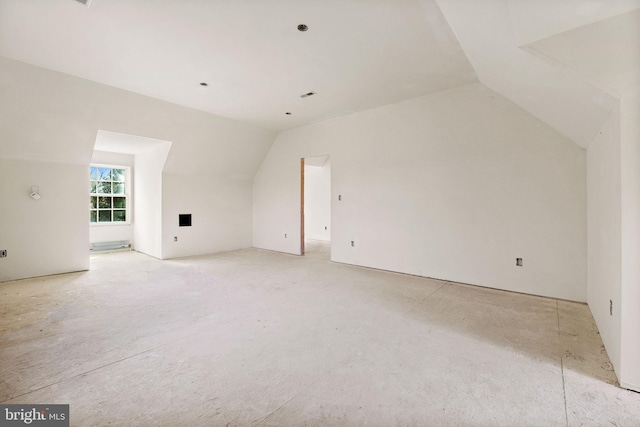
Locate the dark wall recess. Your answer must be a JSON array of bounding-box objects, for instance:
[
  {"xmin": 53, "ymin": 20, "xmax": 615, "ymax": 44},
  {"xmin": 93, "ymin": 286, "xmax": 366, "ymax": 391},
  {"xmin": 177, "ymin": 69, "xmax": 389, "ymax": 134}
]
[{"xmin": 179, "ymin": 214, "xmax": 192, "ymax": 227}]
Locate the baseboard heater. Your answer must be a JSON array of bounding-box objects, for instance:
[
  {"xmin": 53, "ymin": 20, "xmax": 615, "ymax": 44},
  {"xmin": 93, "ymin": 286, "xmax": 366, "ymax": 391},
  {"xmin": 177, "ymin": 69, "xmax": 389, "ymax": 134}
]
[{"xmin": 90, "ymin": 240, "xmax": 131, "ymax": 252}]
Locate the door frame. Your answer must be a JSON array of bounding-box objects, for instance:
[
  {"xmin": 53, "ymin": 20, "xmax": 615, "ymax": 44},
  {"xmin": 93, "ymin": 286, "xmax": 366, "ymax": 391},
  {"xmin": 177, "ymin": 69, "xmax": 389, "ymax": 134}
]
[{"xmin": 300, "ymin": 157, "xmax": 305, "ymax": 255}]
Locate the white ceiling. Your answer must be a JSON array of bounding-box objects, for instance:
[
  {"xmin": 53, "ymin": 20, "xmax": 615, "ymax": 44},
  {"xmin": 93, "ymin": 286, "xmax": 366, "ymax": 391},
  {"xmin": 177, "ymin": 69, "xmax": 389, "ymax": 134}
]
[
  {"xmin": 435, "ymin": 0, "xmax": 640, "ymax": 148},
  {"xmin": 507, "ymin": 0, "xmax": 640, "ymax": 46},
  {"xmin": 1, "ymin": 0, "xmax": 638, "ymax": 147},
  {"xmin": 94, "ymin": 130, "xmax": 172, "ymax": 155},
  {"xmin": 524, "ymin": 9, "xmax": 640, "ymax": 98},
  {"xmin": 0, "ymin": 0, "xmax": 477, "ymax": 131}
]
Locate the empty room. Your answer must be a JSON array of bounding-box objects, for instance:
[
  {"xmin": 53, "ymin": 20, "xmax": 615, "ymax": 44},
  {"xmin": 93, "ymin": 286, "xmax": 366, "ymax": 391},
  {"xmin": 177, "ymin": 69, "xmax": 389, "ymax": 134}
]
[{"xmin": 1, "ymin": 0, "xmax": 639, "ymax": 425}]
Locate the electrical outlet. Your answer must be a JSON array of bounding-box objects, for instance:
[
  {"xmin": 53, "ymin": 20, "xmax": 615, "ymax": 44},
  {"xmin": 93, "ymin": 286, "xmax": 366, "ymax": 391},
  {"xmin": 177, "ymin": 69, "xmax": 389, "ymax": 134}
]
[
  {"xmin": 324, "ymin": 226, "xmax": 327, "ymax": 230},
  {"xmin": 284, "ymin": 233, "xmax": 287, "ymax": 238},
  {"xmin": 0, "ymin": 249, "xmax": 7, "ymax": 258},
  {"xmin": 351, "ymin": 241, "xmax": 355, "ymax": 247},
  {"xmin": 516, "ymin": 258, "xmax": 523, "ymax": 267},
  {"xmin": 174, "ymin": 236, "xmax": 178, "ymax": 242}
]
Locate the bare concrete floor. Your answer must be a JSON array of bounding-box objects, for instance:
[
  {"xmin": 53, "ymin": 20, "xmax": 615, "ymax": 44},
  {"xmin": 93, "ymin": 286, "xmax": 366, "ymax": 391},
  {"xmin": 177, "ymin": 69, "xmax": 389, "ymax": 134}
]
[{"xmin": 1, "ymin": 240, "xmax": 639, "ymax": 426}]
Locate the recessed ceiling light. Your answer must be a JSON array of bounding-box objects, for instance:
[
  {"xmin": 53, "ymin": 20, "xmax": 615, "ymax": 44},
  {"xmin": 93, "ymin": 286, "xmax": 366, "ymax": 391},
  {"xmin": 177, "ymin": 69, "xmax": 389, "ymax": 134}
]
[
  {"xmin": 200, "ymin": 82, "xmax": 208, "ymax": 87},
  {"xmin": 285, "ymin": 112, "xmax": 292, "ymax": 115},
  {"xmin": 297, "ymin": 24, "xmax": 308, "ymax": 32}
]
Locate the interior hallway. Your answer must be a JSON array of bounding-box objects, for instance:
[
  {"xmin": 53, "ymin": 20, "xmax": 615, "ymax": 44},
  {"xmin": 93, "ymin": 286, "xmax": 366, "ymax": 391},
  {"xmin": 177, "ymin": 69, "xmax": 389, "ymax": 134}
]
[{"xmin": 1, "ymin": 241, "xmax": 639, "ymax": 426}]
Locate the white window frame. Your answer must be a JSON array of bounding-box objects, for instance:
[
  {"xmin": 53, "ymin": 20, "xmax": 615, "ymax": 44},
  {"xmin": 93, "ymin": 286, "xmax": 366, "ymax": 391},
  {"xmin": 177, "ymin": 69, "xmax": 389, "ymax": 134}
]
[{"xmin": 90, "ymin": 163, "xmax": 131, "ymax": 226}]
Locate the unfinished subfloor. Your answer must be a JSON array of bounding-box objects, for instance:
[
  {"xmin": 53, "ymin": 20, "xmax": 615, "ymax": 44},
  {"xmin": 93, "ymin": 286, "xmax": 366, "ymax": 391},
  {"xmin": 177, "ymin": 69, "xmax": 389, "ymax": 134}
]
[{"xmin": 1, "ymin": 241, "xmax": 639, "ymax": 426}]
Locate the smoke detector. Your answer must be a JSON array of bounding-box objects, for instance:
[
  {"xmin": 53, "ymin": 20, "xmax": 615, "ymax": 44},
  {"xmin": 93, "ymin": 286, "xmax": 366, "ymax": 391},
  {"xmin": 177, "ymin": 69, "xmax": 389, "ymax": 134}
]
[{"xmin": 74, "ymin": 0, "xmax": 92, "ymax": 7}]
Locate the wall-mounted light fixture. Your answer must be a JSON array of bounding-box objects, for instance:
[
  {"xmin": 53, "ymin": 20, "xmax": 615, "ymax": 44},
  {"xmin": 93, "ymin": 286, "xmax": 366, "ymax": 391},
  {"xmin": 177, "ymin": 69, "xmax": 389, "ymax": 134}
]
[{"xmin": 30, "ymin": 186, "xmax": 40, "ymax": 200}]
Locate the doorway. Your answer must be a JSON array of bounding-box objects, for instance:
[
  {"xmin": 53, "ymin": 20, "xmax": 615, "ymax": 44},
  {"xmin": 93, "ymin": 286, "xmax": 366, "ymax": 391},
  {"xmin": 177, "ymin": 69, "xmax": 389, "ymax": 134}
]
[{"xmin": 301, "ymin": 155, "xmax": 331, "ymax": 256}]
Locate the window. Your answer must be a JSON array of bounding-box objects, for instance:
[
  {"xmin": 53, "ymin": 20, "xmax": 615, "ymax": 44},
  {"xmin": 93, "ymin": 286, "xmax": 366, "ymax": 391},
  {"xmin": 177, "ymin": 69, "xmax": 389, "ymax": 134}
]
[{"xmin": 90, "ymin": 165, "xmax": 129, "ymax": 224}]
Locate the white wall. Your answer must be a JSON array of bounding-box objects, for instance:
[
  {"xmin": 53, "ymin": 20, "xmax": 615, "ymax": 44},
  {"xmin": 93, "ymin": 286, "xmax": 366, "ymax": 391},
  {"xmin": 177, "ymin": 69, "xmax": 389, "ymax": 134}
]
[
  {"xmin": 89, "ymin": 150, "xmax": 134, "ymax": 247},
  {"xmin": 0, "ymin": 158, "xmax": 89, "ymax": 281},
  {"xmin": 162, "ymin": 173, "xmax": 254, "ymax": 259},
  {"xmin": 586, "ymin": 87, "xmax": 640, "ymax": 392},
  {"xmin": 619, "ymin": 87, "xmax": 640, "ymax": 391},
  {"xmin": 254, "ymin": 83, "xmax": 587, "ymax": 301},
  {"xmin": 304, "ymin": 160, "xmax": 331, "ymax": 242},
  {"xmin": 587, "ymin": 106, "xmax": 622, "ymax": 376},
  {"xmin": 0, "ymin": 56, "xmax": 275, "ymax": 281},
  {"xmin": 134, "ymin": 143, "xmax": 171, "ymax": 259}
]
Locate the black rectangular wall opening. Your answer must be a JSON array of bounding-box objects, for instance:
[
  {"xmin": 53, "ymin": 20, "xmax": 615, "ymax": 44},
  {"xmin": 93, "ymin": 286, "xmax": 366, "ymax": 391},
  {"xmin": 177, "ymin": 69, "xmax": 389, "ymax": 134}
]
[{"xmin": 179, "ymin": 214, "xmax": 192, "ymax": 227}]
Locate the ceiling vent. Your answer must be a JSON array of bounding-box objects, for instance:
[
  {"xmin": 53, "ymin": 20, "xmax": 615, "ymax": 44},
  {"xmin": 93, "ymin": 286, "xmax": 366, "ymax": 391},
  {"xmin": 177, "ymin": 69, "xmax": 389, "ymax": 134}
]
[
  {"xmin": 74, "ymin": 0, "xmax": 92, "ymax": 7},
  {"xmin": 300, "ymin": 91, "xmax": 316, "ymax": 98}
]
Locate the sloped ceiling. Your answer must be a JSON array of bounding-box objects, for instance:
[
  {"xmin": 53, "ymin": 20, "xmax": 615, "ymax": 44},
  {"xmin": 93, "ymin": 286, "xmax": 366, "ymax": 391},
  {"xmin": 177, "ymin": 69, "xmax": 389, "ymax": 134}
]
[
  {"xmin": 94, "ymin": 130, "xmax": 172, "ymax": 155},
  {"xmin": 524, "ymin": 9, "xmax": 640, "ymax": 98},
  {"xmin": 0, "ymin": 0, "xmax": 638, "ymax": 148},
  {"xmin": 507, "ymin": 0, "xmax": 640, "ymax": 46},
  {"xmin": 0, "ymin": 0, "xmax": 476, "ymax": 132},
  {"xmin": 435, "ymin": 0, "xmax": 640, "ymax": 148}
]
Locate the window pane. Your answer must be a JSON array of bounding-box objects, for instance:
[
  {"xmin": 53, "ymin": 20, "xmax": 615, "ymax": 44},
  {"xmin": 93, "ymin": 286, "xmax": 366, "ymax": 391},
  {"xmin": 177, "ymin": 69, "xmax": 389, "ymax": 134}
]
[
  {"xmin": 113, "ymin": 197, "xmax": 126, "ymax": 209},
  {"xmin": 113, "ymin": 210, "xmax": 126, "ymax": 222},
  {"xmin": 112, "ymin": 183, "xmax": 125, "ymax": 194},
  {"xmin": 90, "ymin": 165, "xmax": 128, "ymax": 224},
  {"xmin": 98, "ymin": 197, "xmax": 112, "ymax": 208},
  {"xmin": 98, "ymin": 210, "xmax": 112, "ymax": 222},
  {"xmin": 97, "ymin": 182, "xmax": 112, "ymax": 194},
  {"xmin": 97, "ymin": 167, "xmax": 111, "ymax": 181},
  {"xmin": 112, "ymin": 169, "xmax": 125, "ymax": 182}
]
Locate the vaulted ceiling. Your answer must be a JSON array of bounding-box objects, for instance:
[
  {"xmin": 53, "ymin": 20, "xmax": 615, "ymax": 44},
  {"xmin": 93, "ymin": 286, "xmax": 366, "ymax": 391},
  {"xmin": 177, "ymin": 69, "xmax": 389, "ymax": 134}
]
[
  {"xmin": 438, "ymin": 0, "xmax": 640, "ymax": 147},
  {"xmin": 1, "ymin": 0, "xmax": 638, "ymax": 147},
  {"xmin": 0, "ymin": 0, "xmax": 476, "ymax": 131}
]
